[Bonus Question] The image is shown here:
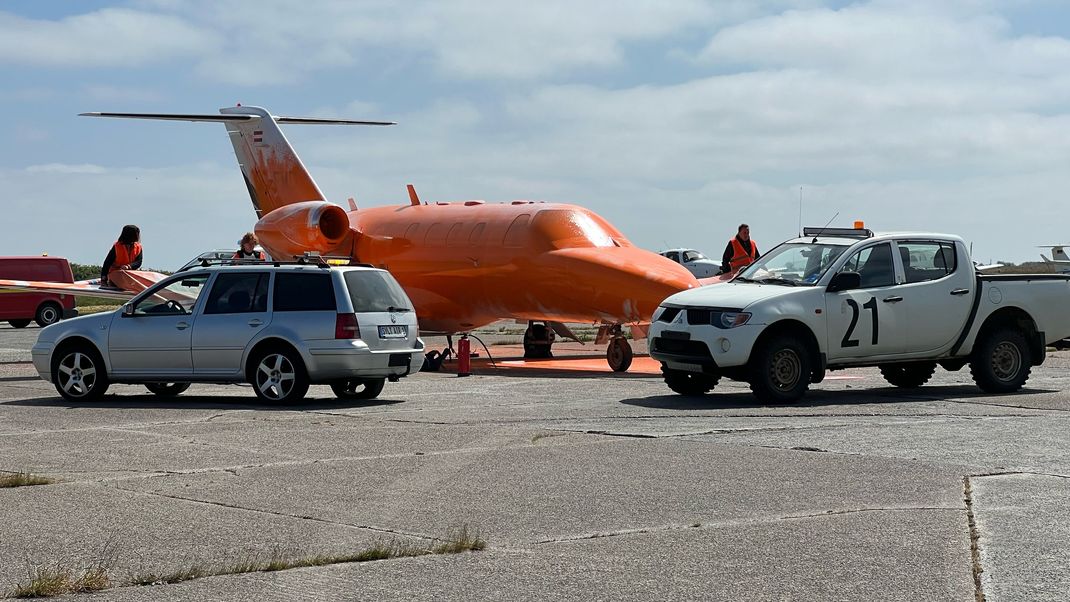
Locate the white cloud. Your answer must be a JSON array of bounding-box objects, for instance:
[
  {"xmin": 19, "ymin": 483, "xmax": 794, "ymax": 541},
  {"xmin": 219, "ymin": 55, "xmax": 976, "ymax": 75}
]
[{"xmin": 0, "ymin": 8, "xmax": 220, "ymax": 67}]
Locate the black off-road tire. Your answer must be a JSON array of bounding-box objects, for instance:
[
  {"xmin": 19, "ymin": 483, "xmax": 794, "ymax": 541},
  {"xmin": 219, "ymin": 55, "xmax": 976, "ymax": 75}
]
[
  {"xmin": 523, "ymin": 323, "xmax": 555, "ymax": 359},
  {"xmin": 35, "ymin": 302, "xmax": 62, "ymax": 327},
  {"xmin": 247, "ymin": 346, "xmax": 310, "ymax": 403},
  {"xmin": 145, "ymin": 382, "xmax": 192, "ymax": 397},
  {"xmin": 970, "ymin": 328, "xmax": 1032, "ymax": 393},
  {"xmin": 663, "ymin": 367, "xmax": 719, "ymax": 396},
  {"xmin": 748, "ymin": 334, "xmax": 812, "ymax": 404},
  {"xmin": 8, "ymin": 319, "xmax": 31, "ymax": 328},
  {"xmin": 52, "ymin": 344, "xmax": 110, "ymax": 402},
  {"xmin": 879, "ymin": 362, "xmax": 937, "ymax": 388},
  {"xmin": 330, "ymin": 378, "xmax": 386, "ymax": 400}
]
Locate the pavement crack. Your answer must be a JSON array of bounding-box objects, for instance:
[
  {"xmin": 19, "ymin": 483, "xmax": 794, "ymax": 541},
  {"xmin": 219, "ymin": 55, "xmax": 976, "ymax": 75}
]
[
  {"xmin": 110, "ymin": 483, "xmax": 439, "ymax": 542},
  {"xmin": 780, "ymin": 507, "xmax": 960, "ymax": 521},
  {"xmin": 963, "ymin": 476, "xmax": 986, "ymax": 602}
]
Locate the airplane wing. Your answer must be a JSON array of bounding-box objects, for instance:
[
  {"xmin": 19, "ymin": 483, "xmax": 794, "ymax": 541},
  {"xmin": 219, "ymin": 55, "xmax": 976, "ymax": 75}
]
[{"xmin": 0, "ymin": 270, "xmax": 169, "ymax": 301}]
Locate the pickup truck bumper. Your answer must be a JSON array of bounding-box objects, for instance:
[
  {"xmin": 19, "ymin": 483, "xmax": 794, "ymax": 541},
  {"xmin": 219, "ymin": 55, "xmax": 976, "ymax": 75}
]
[{"xmin": 648, "ymin": 321, "xmax": 761, "ymax": 374}]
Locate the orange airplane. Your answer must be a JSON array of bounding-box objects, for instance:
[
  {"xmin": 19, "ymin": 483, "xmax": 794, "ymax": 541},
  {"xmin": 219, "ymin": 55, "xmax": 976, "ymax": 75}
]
[{"xmin": 13, "ymin": 106, "xmax": 715, "ymax": 371}]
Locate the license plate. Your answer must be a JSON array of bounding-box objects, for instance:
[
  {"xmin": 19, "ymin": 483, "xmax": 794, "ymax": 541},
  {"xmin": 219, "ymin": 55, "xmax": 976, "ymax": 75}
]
[{"xmin": 378, "ymin": 325, "xmax": 408, "ymax": 339}]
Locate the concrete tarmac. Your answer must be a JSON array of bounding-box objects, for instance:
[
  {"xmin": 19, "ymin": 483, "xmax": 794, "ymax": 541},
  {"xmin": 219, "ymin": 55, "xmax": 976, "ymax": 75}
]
[{"xmin": 0, "ymin": 322, "xmax": 1067, "ymax": 600}]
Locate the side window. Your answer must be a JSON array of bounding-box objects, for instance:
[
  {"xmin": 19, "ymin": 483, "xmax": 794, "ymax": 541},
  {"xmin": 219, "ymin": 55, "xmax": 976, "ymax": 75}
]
[
  {"xmin": 132, "ymin": 274, "xmax": 210, "ymax": 316},
  {"xmin": 842, "ymin": 243, "xmax": 895, "ymax": 288},
  {"xmin": 424, "ymin": 223, "xmax": 446, "ymax": 246},
  {"xmin": 667, "ymin": 251, "xmax": 681, "ymax": 263},
  {"xmin": 204, "ymin": 273, "xmax": 269, "ymax": 315},
  {"xmin": 503, "ymin": 214, "xmax": 530, "ymax": 248},
  {"xmin": 683, "ymin": 251, "xmax": 699, "ymax": 262},
  {"xmin": 273, "ymin": 273, "xmax": 335, "ymax": 311},
  {"xmin": 900, "ymin": 242, "xmax": 956, "ymax": 283},
  {"xmin": 403, "ymin": 223, "xmax": 420, "ymax": 241},
  {"xmin": 469, "ymin": 223, "xmax": 486, "ymax": 245},
  {"xmin": 446, "ymin": 223, "xmax": 465, "ymax": 247}
]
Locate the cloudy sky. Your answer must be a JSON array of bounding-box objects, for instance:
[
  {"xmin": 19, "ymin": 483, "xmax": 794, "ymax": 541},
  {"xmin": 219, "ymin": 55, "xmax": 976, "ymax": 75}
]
[{"xmin": 1, "ymin": 0, "xmax": 1068, "ymax": 268}]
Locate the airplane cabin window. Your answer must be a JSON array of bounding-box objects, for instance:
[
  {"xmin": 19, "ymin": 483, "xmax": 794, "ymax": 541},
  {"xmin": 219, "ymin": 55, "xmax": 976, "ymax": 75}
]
[
  {"xmin": 446, "ymin": 223, "xmax": 465, "ymax": 247},
  {"xmin": 469, "ymin": 223, "xmax": 486, "ymax": 245},
  {"xmin": 424, "ymin": 223, "xmax": 447, "ymax": 246},
  {"xmin": 503, "ymin": 214, "xmax": 531, "ymax": 248},
  {"xmin": 403, "ymin": 223, "xmax": 420, "ymax": 241}
]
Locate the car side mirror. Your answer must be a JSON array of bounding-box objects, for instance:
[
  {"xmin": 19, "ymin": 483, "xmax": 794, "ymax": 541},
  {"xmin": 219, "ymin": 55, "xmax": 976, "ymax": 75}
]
[
  {"xmin": 122, "ymin": 303, "xmax": 134, "ymax": 317},
  {"xmin": 827, "ymin": 271, "xmax": 861, "ymax": 293}
]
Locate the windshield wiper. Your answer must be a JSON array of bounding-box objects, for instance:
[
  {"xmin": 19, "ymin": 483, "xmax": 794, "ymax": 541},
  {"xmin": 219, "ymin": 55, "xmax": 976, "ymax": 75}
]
[
  {"xmin": 386, "ymin": 305, "xmax": 413, "ymax": 312},
  {"xmin": 734, "ymin": 276, "xmax": 757, "ymax": 283},
  {"xmin": 758, "ymin": 277, "xmax": 799, "ymax": 287}
]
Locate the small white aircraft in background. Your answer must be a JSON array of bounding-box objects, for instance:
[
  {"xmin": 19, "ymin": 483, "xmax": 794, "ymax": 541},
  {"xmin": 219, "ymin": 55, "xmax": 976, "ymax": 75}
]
[
  {"xmin": 973, "ymin": 261, "xmax": 1004, "ymax": 271},
  {"xmin": 659, "ymin": 248, "xmax": 721, "ymax": 278},
  {"xmin": 1039, "ymin": 245, "xmax": 1070, "ymax": 271}
]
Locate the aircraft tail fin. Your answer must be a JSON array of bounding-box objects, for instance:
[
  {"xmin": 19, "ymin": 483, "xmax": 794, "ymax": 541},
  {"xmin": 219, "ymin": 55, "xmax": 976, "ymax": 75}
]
[{"xmin": 81, "ymin": 107, "xmax": 394, "ymax": 218}]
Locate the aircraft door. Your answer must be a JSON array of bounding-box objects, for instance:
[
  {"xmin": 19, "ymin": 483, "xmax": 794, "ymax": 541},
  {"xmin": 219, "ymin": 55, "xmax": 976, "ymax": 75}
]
[
  {"xmin": 825, "ymin": 243, "xmax": 908, "ymax": 360},
  {"xmin": 108, "ymin": 274, "xmax": 210, "ymax": 376},
  {"xmin": 192, "ymin": 272, "xmax": 271, "ymax": 376}
]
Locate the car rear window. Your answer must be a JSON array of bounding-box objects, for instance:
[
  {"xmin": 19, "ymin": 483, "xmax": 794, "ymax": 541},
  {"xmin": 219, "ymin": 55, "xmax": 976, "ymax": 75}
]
[
  {"xmin": 343, "ymin": 271, "xmax": 413, "ymax": 313},
  {"xmin": 274, "ymin": 272, "xmax": 335, "ymax": 311}
]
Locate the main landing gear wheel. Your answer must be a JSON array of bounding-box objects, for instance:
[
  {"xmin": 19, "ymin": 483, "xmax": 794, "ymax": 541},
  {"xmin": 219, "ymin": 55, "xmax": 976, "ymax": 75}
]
[
  {"xmin": 523, "ymin": 322, "xmax": 555, "ymax": 359},
  {"xmin": 145, "ymin": 382, "xmax": 192, "ymax": 397},
  {"xmin": 331, "ymin": 378, "xmax": 386, "ymax": 400},
  {"xmin": 607, "ymin": 337, "xmax": 633, "ymax": 372}
]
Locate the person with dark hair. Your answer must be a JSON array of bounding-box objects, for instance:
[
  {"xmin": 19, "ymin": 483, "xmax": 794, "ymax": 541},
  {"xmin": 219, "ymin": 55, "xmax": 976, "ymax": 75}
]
[
  {"xmin": 233, "ymin": 232, "xmax": 265, "ymax": 260},
  {"xmin": 720, "ymin": 223, "xmax": 759, "ymax": 275},
  {"xmin": 100, "ymin": 225, "xmax": 143, "ymax": 287}
]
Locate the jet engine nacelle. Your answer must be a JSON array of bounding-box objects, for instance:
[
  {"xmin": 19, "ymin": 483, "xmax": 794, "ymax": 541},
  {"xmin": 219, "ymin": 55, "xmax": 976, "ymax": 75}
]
[{"xmin": 254, "ymin": 201, "xmax": 351, "ymax": 259}]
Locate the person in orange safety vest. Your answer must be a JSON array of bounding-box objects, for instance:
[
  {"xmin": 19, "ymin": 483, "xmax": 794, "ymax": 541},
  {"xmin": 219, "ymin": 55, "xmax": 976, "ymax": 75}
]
[
  {"xmin": 233, "ymin": 232, "xmax": 266, "ymax": 260},
  {"xmin": 100, "ymin": 224, "xmax": 143, "ymax": 287},
  {"xmin": 719, "ymin": 223, "xmax": 759, "ymax": 274}
]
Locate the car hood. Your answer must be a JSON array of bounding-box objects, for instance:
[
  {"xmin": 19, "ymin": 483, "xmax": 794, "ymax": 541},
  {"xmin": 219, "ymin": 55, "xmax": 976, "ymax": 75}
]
[{"xmin": 661, "ymin": 281, "xmax": 808, "ymax": 310}]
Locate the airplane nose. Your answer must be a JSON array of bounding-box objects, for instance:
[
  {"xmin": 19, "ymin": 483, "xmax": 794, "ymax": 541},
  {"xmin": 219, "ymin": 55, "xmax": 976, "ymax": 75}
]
[{"xmin": 546, "ymin": 247, "xmax": 699, "ymax": 322}]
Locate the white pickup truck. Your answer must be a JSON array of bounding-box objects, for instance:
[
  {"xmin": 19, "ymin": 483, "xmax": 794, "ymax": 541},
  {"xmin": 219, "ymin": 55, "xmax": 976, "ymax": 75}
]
[{"xmin": 648, "ymin": 227, "xmax": 1070, "ymax": 403}]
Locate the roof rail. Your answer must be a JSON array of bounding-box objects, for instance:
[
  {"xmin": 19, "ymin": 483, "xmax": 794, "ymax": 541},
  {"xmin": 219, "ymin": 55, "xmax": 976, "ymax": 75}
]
[{"xmin": 192, "ymin": 253, "xmax": 373, "ymax": 270}]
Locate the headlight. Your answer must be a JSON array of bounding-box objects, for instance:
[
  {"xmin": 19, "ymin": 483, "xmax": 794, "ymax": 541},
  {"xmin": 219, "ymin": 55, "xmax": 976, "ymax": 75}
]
[{"xmin": 716, "ymin": 311, "xmax": 751, "ymax": 329}]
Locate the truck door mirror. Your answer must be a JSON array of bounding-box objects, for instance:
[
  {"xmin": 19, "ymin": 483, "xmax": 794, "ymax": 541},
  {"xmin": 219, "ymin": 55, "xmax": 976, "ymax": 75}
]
[{"xmin": 827, "ymin": 271, "xmax": 861, "ymax": 293}]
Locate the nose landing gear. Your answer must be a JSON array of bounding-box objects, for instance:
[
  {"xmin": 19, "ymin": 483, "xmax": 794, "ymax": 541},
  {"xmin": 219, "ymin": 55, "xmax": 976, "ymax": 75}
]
[{"xmin": 604, "ymin": 324, "xmax": 633, "ymax": 372}]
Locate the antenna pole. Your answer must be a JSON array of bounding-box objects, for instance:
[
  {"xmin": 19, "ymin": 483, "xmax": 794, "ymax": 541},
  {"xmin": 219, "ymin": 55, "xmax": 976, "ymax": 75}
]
[{"xmin": 798, "ymin": 186, "xmax": 803, "ymax": 236}]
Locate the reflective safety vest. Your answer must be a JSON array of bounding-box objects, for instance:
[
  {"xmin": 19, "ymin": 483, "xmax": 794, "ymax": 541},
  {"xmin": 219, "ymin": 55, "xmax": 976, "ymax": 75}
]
[
  {"xmin": 110, "ymin": 242, "xmax": 142, "ymax": 273},
  {"xmin": 233, "ymin": 250, "xmax": 265, "ymax": 260},
  {"xmin": 729, "ymin": 238, "xmax": 757, "ymax": 272}
]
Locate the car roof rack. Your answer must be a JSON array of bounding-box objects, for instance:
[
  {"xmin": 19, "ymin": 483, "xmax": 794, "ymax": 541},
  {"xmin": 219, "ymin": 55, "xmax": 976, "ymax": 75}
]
[
  {"xmin": 193, "ymin": 252, "xmax": 374, "ymax": 270},
  {"xmin": 801, "ymin": 226, "xmax": 874, "ymax": 239}
]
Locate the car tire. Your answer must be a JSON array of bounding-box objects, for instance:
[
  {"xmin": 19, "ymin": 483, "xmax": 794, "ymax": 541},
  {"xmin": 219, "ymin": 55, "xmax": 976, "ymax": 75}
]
[
  {"xmin": 248, "ymin": 346, "xmax": 310, "ymax": 403},
  {"xmin": 35, "ymin": 302, "xmax": 62, "ymax": 328},
  {"xmin": 970, "ymin": 327, "xmax": 1032, "ymax": 393},
  {"xmin": 8, "ymin": 319, "xmax": 31, "ymax": 328},
  {"xmin": 330, "ymin": 378, "xmax": 386, "ymax": 400},
  {"xmin": 145, "ymin": 382, "xmax": 192, "ymax": 397},
  {"xmin": 879, "ymin": 362, "xmax": 937, "ymax": 388},
  {"xmin": 663, "ymin": 367, "xmax": 718, "ymax": 396},
  {"xmin": 52, "ymin": 344, "xmax": 110, "ymax": 402},
  {"xmin": 748, "ymin": 334, "xmax": 812, "ymax": 404}
]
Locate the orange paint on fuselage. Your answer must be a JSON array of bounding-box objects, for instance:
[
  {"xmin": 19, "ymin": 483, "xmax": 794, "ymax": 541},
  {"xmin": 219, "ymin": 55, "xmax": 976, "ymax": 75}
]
[{"xmin": 333, "ymin": 201, "xmax": 700, "ymax": 333}]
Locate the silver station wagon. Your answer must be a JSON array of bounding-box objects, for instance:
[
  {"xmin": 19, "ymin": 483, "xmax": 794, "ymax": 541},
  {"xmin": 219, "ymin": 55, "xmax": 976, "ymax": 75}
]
[{"xmin": 31, "ymin": 263, "xmax": 424, "ymax": 403}]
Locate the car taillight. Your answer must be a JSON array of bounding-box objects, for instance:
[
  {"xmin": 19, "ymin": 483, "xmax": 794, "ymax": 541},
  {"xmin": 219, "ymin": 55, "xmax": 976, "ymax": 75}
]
[{"xmin": 335, "ymin": 313, "xmax": 360, "ymax": 339}]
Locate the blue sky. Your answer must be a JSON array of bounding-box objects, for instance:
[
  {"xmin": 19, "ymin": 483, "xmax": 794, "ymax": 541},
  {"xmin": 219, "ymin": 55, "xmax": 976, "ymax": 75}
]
[{"xmin": 2, "ymin": 0, "xmax": 1069, "ymax": 268}]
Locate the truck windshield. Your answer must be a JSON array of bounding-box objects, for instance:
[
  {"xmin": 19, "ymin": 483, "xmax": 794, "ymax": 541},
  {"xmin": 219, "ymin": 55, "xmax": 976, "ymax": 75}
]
[
  {"xmin": 343, "ymin": 270, "xmax": 414, "ymax": 313},
  {"xmin": 736, "ymin": 243, "xmax": 849, "ymax": 286}
]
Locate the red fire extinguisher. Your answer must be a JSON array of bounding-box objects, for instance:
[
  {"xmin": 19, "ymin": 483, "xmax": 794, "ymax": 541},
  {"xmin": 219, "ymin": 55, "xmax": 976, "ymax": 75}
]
[{"xmin": 457, "ymin": 334, "xmax": 471, "ymax": 377}]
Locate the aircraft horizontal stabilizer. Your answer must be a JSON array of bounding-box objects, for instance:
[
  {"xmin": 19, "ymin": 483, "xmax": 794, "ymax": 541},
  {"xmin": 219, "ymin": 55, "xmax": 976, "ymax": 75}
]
[
  {"xmin": 0, "ymin": 278, "xmax": 136, "ymax": 301},
  {"xmin": 80, "ymin": 112, "xmax": 259, "ymax": 122}
]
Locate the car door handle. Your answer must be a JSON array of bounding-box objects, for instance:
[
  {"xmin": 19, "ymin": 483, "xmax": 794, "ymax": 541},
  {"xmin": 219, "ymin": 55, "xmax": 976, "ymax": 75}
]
[
  {"xmin": 882, "ymin": 296, "xmax": 903, "ymax": 303},
  {"xmin": 175, "ymin": 321, "xmax": 190, "ymax": 330},
  {"xmin": 950, "ymin": 288, "xmax": 970, "ymax": 296},
  {"xmin": 248, "ymin": 319, "xmax": 263, "ymax": 327}
]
